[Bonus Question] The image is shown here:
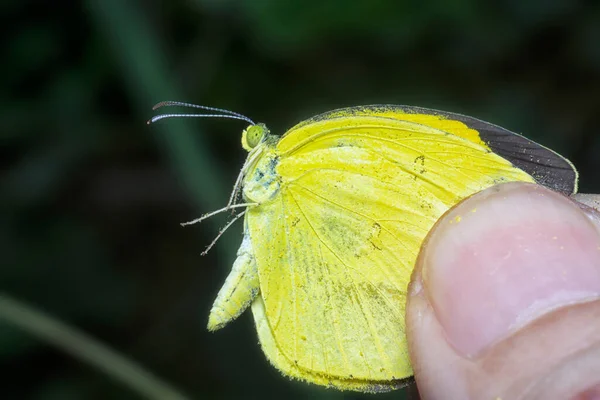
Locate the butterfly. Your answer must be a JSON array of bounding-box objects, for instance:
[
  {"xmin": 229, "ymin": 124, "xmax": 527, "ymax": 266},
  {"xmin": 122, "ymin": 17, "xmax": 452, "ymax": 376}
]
[{"xmin": 151, "ymin": 102, "xmax": 578, "ymax": 392}]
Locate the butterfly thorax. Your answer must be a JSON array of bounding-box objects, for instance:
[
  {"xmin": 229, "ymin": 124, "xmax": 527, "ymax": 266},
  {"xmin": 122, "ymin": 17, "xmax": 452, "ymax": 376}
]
[{"xmin": 242, "ymin": 141, "xmax": 280, "ymax": 204}]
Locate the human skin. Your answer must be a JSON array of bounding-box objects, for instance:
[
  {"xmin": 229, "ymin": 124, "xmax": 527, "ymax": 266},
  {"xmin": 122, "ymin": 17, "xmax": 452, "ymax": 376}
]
[{"xmin": 406, "ymin": 182, "xmax": 600, "ymax": 400}]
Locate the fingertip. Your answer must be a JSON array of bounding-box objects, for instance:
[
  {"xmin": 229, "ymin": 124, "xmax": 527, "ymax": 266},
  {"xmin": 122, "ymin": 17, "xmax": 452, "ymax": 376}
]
[
  {"xmin": 406, "ymin": 182, "xmax": 600, "ymax": 399},
  {"xmin": 420, "ymin": 182, "xmax": 600, "ymax": 357}
]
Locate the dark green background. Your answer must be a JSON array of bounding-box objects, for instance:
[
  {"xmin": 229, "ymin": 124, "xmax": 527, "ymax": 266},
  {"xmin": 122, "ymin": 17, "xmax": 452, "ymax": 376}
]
[{"xmin": 2, "ymin": 1, "xmax": 599, "ymax": 399}]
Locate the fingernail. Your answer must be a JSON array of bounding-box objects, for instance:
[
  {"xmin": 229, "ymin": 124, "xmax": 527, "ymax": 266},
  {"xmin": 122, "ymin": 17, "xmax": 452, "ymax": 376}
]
[
  {"xmin": 572, "ymin": 193, "xmax": 600, "ymax": 215},
  {"xmin": 421, "ymin": 183, "xmax": 600, "ymax": 357},
  {"xmin": 574, "ymin": 196, "xmax": 600, "ymax": 232}
]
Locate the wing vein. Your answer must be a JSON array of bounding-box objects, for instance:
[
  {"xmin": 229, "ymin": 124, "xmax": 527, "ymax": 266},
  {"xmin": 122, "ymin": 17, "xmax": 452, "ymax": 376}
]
[
  {"xmin": 280, "ymin": 124, "xmax": 484, "ymax": 156},
  {"xmin": 288, "ymin": 190, "xmax": 352, "ymax": 373},
  {"xmin": 285, "ymin": 168, "xmax": 439, "ymax": 222},
  {"xmin": 291, "ymin": 184, "xmax": 418, "ymax": 271},
  {"xmin": 289, "ymin": 190, "xmax": 405, "ymax": 350},
  {"xmin": 281, "ymin": 193, "xmax": 300, "ymax": 364}
]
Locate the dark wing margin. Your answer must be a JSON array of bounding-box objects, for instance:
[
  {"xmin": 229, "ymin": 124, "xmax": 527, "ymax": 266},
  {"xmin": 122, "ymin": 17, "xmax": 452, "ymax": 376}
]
[
  {"xmin": 293, "ymin": 104, "xmax": 578, "ymax": 195},
  {"xmin": 412, "ymin": 106, "xmax": 579, "ymax": 195}
]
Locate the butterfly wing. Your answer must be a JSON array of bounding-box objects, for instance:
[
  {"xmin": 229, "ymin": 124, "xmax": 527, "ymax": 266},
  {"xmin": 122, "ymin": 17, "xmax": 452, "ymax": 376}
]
[
  {"xmin": 247, "ymin": 106, "xmax": 577, "ymax": 391},
  {"xmin": 284, "ymin": 105, "xmax": 578, "ymax": 195}
]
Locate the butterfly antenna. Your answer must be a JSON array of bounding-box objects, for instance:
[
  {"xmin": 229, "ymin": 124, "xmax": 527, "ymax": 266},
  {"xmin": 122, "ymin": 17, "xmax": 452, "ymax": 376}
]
[
  {"xmin": 148, "ymin": 113, "xmax": 255, "ymax": 125},
  {"xmin": 149, "ymin": 101, "xmax": 255, "ymax": 125},
  {"xmin": 153, "ymin": 101, "xmax": 250, "ymax": 119},
  {"xmin": 180, "ymin": 202, "xmax": 257, "ymax": 227},
  {"xmin": 201, "ymin": 210, "xmax": 247, "ymax": 256}
]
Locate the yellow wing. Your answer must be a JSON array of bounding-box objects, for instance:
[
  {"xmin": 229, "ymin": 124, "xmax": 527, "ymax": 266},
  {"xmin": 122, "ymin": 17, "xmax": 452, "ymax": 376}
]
[{"xmin": 247, "ymin": 110, "xmax": 538, "ymax": 391}]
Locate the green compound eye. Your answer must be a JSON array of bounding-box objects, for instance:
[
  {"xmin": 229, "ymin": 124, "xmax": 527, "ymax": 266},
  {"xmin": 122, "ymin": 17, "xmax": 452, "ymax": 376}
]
[{"xmin": 242, "ymin": 124, "xmax": 268, "ymax": 151}]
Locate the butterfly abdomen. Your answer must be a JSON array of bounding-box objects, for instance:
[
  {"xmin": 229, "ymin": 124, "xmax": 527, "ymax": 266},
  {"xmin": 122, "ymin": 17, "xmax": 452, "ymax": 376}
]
[{"xmin": 208, "ymin": 233, "xmax": 259, "ymax": 331}]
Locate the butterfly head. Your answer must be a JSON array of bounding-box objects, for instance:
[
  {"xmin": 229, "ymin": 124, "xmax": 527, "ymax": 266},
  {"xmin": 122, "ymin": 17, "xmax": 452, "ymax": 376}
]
[{"xmin": 242, "ymin": 123, "xmax": 269, "ymax": 152}]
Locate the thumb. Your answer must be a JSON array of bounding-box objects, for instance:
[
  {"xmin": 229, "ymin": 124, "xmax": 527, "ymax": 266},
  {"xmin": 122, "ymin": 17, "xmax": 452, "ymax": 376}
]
[{"xmin": 406, "ymin": 182, "xmax": 600, "ymax": 400}]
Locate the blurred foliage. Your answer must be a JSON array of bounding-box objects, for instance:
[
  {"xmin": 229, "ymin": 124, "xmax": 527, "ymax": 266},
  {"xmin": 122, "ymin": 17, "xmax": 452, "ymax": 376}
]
[{"xmin": 1, "ymin": 0, "xmax": 599, "ymax": 399}]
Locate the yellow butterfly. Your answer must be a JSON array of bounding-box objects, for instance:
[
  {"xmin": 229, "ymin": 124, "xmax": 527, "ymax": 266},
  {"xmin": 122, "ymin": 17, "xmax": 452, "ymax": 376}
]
[{"xmin": 151, "ymin": 103, "xmax": 578, "ymax": 392}]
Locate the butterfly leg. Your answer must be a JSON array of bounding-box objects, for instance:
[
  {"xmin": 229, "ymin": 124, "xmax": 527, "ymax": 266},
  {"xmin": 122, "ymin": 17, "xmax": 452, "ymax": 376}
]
[{"xmin": 208, "ymin": 232, "xmax": 259, "ymax": 331}]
